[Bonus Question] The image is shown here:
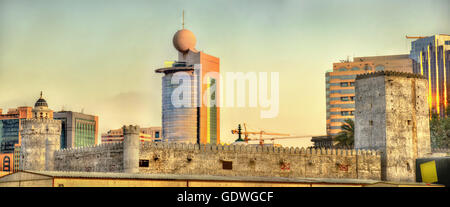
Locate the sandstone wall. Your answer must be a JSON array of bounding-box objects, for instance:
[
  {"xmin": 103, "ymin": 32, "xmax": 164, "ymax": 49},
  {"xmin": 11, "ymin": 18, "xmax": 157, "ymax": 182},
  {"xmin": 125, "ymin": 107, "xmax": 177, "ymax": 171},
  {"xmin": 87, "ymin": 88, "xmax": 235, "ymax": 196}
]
[
  {"xmin": 52, "ymin": 141, "xmax": 381, "ymax": 180},
  {"xmin": 54, "ymin": 143, "xmax": 123, "ymax": 172},
  {"xmin": 20, "ymin": 119, "xmax": 61, "ymax": 171},
  {"xmin": 138, "ymin": 143, "xmax": 381, "ymax": 180},
  {"xmin": 355, "ymin": 71, "xmax": 431, "ymax": 182}
]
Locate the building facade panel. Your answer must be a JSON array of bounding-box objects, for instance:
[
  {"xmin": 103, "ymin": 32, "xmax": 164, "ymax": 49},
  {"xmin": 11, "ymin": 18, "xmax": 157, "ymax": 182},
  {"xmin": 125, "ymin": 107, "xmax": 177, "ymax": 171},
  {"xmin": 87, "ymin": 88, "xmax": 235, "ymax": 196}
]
[{"xmin": 54, "ymin": 111, "xmax": 98, "ymax": 148}]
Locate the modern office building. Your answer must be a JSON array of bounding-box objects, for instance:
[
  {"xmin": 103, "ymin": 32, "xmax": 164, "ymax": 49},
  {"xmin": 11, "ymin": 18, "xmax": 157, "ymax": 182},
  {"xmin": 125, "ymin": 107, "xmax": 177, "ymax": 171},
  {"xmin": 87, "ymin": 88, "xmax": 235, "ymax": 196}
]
[
  {"xmin": 0, "ymin": 106, "xmax": 34, "ymax": 173},
  {"xmin": 1, "ymin": 92, "xmax": 57, "ymax": 172},
  {"xmin": 155, "ymin": 27, "xmax": 220, "ymax": 144},
  {"xmin": 0, "ymin": 107, "xmax": 33, "ymax": 154},
  {"xmin": 410, "ymin": 34, "xmax": 450, "ymax": 117},
  {"xmin": 101, "ymin": 126, "xmax": 162, "ymax": 143},
  {"xmin": 326, "ymin": 55, "xmax": 413, "ymax": 136},
  {"xmin": 54, "ymin": 111, "xmax": 98, "ymax": 149}
]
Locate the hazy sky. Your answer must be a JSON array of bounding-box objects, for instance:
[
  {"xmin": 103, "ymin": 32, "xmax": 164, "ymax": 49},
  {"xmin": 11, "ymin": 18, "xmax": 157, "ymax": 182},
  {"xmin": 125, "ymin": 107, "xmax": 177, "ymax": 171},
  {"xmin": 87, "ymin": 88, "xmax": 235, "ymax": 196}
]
[{"xmin": 0, "ymin": 0, "xmax": 449, "ymax": 147}]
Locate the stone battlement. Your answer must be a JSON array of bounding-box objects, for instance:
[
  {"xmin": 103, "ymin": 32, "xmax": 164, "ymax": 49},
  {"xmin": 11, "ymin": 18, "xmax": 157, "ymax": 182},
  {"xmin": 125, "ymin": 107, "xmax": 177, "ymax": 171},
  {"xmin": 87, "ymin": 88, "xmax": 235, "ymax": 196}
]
[
  {"xmin": 55, "ymin": 142, "xmax": 123, "ymax": 155},
  {"xmin": 356, "ymin": 71, "xmax": 426, "ymax": 80},
  {"xmin": 141, "ymin": 142, "xmax": 381, "ymax": 156},
  {"xmin": 21, "ymin": 118, "xmax": 62, "ymax": 125},
  {"xmin": 123, "ymin": 125, "xmax": 140, "ymax": 135}
]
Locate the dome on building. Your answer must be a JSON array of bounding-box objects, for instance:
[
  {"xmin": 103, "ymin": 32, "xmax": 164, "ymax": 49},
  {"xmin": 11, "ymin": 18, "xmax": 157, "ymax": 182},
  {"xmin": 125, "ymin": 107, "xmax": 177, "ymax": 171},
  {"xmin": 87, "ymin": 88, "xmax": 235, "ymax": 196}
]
[
  {"xmin": 173, "ymin": 29, "xmax": 196, "ymax": 53},
  {"xmin": 34, "ymin": 92, "xmax": 48, "ymax": 108}
]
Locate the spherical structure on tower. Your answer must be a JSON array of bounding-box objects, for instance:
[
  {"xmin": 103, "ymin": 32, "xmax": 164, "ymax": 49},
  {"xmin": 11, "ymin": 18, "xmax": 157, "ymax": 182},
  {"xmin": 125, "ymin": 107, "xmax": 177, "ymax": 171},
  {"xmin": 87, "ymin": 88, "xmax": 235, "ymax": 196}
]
[{"xmin": 172, "ymin": 29, "xmax": 196, "ymax": 53}]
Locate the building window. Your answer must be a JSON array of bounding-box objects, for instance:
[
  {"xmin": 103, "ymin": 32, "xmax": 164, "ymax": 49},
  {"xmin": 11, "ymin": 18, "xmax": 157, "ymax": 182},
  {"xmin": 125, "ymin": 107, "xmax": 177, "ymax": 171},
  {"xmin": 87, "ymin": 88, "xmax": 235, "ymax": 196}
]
[
  {"xmin": 2, "ymin": 156, "xmax": 10, "ymax": 171},
  {"xmin": 341, "ymin": 111, "xmax": 351, "ymax": 116},
  {"xmin": 139, "ymin": 159, "xmax": 150, "ymax": 167},
  {"xmin": 341, "ymin": 97, "xmax": 349, "ymax": 101},
  {"xmin": 350, "ymin": 82, "xmax": 355, "ymax": 86},
  {"xmin": 222, "ymin": 161, "xmax": 232, "ymax": 170},
  {"xmin": 340, "ymin": 82, "xmax": 349, "ymax": 87},
  {"xmin": 155, "ymin": 131, "xmax": 160, "ymax": 138},
  {"xmin": 350, "ymin": 96, "xmax": 355, "ymax": 101}
]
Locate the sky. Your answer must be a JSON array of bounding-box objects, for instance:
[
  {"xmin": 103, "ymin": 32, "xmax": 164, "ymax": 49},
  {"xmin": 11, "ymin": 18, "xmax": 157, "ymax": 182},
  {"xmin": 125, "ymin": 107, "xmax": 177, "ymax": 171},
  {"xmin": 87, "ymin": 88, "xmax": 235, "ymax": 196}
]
[{"xmin": 0, "ymin": 0, "xmax": 449, "ymax": 147}]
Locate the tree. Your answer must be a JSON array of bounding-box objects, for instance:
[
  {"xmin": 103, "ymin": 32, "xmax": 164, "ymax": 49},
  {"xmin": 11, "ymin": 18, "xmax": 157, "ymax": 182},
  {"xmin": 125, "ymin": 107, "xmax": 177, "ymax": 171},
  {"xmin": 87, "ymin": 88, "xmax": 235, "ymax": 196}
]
[
  {"xmin": 429, "ymin": 113, "xmax": 450, "ymax": 148},
  {"xmin": 334, "ymin": 119, "xmax": 354, "ymax": 147}
]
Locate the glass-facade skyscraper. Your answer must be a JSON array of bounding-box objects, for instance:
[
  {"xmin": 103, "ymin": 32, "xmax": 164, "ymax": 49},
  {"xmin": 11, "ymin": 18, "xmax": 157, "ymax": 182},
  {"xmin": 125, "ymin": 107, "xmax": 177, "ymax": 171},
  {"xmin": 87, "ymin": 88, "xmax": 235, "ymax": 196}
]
[{"xmin": 410, "ymin": 34, "xmax": 450, "ymax": 117}]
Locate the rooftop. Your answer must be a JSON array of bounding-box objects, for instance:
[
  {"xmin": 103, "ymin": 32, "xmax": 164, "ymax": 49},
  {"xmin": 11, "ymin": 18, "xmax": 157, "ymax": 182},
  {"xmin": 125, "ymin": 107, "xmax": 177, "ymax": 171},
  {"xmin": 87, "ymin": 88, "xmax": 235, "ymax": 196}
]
[
  {"xmin": 1, "ymin": 171, "xmax": 442, "ymax": 187},
  {"xmin": 356, "ymin": 71, "xmax": 426, "ymax": 80}
]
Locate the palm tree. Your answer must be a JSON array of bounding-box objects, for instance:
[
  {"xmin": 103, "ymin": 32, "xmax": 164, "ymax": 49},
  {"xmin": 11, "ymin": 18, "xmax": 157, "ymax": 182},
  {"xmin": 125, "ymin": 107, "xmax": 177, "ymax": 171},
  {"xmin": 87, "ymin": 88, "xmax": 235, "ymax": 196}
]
[{"xmin": 334, "ymin": 119, "xmax": 354, "ymax": 147}]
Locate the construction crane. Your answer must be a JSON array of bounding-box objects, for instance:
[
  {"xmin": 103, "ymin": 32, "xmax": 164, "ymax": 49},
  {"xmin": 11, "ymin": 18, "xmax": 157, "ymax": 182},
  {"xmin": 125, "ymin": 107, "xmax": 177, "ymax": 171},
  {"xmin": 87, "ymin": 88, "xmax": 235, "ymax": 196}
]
[
  {"xmin": 246, "ymin": 135, "xmax": 327, "ymax": 145},
  {"xmin": 231, "ymin": 123, "xmax": 290, "ymax": 145}
]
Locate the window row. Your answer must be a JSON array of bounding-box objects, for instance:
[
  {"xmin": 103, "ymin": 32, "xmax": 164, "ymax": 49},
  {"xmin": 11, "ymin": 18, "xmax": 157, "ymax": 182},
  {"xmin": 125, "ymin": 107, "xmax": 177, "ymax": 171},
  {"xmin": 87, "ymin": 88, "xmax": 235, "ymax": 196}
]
[
  {"xmin": 340, "ymin": 96, "xmax": 355, "ymax": 101},
  {"xmin": 340, "ymin": 82, "xmax": 355, "ymax": 87},
  {"xmin": 341, "ymin": 111, "xmax": 354, "ymax": 116}
]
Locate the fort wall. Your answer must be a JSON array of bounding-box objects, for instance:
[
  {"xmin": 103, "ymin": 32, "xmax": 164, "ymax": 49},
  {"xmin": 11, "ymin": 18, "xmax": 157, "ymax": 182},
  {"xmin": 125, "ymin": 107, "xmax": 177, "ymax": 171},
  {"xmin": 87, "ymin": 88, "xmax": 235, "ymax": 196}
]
[
  {"xmin": 138, "ymin": 143, "xmax": 381, "ymax": 180},
  {"xmin": 54, "ymin": 143, "xmax": 123, "ymax": 172},
  {"xmin": 53, "ymin": 142, "xmax": 381, "ymax": 180}
]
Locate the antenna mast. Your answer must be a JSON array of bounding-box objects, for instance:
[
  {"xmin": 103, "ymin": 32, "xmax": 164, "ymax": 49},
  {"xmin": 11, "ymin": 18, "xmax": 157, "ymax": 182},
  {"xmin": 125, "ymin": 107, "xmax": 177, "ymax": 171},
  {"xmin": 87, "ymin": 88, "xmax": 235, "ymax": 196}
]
[{"xmin": 182, "ymin": 10, "xmax": 185, "ymax": 29}]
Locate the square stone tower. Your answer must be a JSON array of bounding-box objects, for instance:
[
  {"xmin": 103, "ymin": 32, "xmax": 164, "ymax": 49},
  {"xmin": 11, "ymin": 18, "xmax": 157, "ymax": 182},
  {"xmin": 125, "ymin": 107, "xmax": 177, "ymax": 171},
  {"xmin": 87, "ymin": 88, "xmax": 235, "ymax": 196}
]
[{"xmin": 354, "ymin": 71, "xmax": 431, "ymax": 182}]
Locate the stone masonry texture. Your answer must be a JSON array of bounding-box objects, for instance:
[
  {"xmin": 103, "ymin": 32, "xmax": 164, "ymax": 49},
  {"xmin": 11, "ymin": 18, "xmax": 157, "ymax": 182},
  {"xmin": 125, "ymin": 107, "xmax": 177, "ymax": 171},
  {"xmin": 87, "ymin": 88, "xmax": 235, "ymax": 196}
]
[
  {"xmin": 355, "ymin": 71, "xmax": 431, "ymax": 182},
  {"xmin": 53, "ymin": 142, "xmax": 381, "ymax": 180},
  {"xmin": 20, "ymin": 119, "xmax": 61, "ymax": 171}
]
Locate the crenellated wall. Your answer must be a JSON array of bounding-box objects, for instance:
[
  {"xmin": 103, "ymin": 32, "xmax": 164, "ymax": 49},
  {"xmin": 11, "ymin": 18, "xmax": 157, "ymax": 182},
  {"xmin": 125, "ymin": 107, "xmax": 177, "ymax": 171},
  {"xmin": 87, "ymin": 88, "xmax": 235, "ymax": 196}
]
[
  {"xmin": 51, "ymin": 142, "xmax": 381, "ymax": 180},
  {"xmin": 138, "ymin": 143, "xmax": 381, "ymax": 180},
  {"xmin": 54, "ymin": 142, "xmax": 124, "ymax": 172}
]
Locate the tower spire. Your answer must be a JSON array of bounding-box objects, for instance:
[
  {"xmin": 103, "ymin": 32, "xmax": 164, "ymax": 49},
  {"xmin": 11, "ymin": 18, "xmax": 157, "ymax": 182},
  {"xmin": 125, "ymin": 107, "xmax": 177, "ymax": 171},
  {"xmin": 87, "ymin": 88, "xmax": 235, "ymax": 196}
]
[
  {"xmin": 182, "ymin": 10, "xmax": 185, "ymax": 29},
  {"xmin": 40, "ymin": 91, "xmax": 43, "ymax": 98}
]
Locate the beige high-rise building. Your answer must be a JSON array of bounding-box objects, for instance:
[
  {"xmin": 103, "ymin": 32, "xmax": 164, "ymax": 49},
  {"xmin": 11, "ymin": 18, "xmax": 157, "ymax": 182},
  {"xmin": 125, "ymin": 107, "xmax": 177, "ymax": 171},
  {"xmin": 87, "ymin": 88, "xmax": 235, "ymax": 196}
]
[{"xmin": 326, "ymin": 54, "xmax": 413, "ymax": 137}]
